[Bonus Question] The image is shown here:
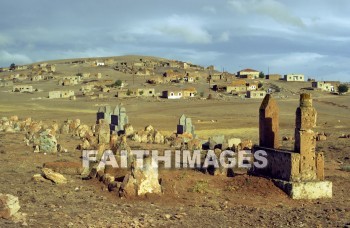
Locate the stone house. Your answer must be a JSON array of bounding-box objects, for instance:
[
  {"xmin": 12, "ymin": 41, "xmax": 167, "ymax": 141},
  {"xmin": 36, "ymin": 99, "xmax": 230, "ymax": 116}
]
[
  {"xmin": 0, "ymin": 67, "xmax": 10, "ymax": 72},
  {"xmin": 12, "ymin": 85, "xmax": 33, "ymax": 93},
  {"xmin": 15, "ymin": 65, "xmax": 28, "ymax": 70},
  {"xmin": 183, "ymin": 87, "xmax": 197, "ymax": 98},
  {"xmin": 133, "ymin": 62, "xmax": 145, "ymax": 68},
  {"xmin": 136, "ymin": 88, "xmax": 155, "ymax": 97},
  {"xmin": 266, "ymin": 74, "xmax": 281, "ymax": 80},
  {"xmin": 82, "ymin": 73, "xmax": 91, "ymax": 79},
  {"xmin": 117, "ymin": 88, "xmax": 155, "ymax": 98},
  {"xmin": 47, "ymin": 65, "xmax": 56, "ymax": 73},
  {"xmin": 101, "ymin": 86, "xmax": 111, "ymax": 93},
  {"xmin": 0, "ymin": 81, "xmax": 13, "ymax": 87},
  {"xmin": 59, "ymin": 76, "xmax": 81, "ymax": 86},
  {"xmin": 162, "ymin": 90, "xmax": 183, "ymax": 99},
  {"xmin": 284, "ymin": 74, "xmax": 305, "ymax": 81},
  {"xmin": 247, "ymin": 90, "xmax": 266, "ymax": 99},
  {"xmin": 31, "ymin": 75, "xmax": 43, "ymax": 81},
  {"xmin": 49, "ymin": 90, "xmax": 75, "ymax": 99},
  {"xmin": 312, "ymin": 81, "xmax": 339, "ymax": 92},
  {"xmin": 81, "ymin": 85, "xmax": 94, "ymax": 93},
  {"xmin": 209, "ymin": 73, "xmax": 224, "ymax": 81},
  {"xmin": 117, "ymin": 89, "xmax": 136, "ymax": 98},
  {"xmin": 247, "ymin": 83, "xmax": 258, "ymax": 91},
  {"xmin": 226, "ymin": 80, "xmax": 247, "ymax": 93},
  {"xmin": 135, "ymin": 69, "xmax": 151, "ymax": 76},
  {"xmin": 183, "ymin": 75, "xmax": 195, "ymax": 83},
  {"xmin": 95, "ymin": 61, "xmax": 105, "ymax": 66},
  {"xmin": 237, "ymin": 68, "xmax": 260, "ymax": 79}
]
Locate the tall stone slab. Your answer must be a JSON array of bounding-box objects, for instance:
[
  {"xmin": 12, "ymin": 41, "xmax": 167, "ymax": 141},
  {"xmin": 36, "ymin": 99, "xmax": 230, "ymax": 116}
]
[
  {"xmin": 259, "ymin": 94, "xmax": 280, "ymax": 149},
  {"xmin": 294, "ymin": 94, "xmax": 317, "ymax": 180}
]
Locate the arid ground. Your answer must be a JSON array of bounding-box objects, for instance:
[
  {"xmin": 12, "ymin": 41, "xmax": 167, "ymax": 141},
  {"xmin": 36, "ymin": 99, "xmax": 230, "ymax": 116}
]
[{"xmin": 0, "ymin": 57, "xmax": 349, "ymax": 227}]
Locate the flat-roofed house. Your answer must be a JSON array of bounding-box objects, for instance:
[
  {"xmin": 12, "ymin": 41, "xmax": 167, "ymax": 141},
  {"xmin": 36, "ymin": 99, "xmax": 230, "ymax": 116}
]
[
  {"xmin": 284, "ymin": 74, "xmax": 304, "ymax": 81},
  {"xmin": 162, "ymin": 90, "xmax": 183, "ymax": 99},
  {"xmin": 237, "ymin": 68, "xmax": 260, "ymax": 79},
  {"xmin": 247, "ymin": 90, "xmax": 266, "ymax": 99}
]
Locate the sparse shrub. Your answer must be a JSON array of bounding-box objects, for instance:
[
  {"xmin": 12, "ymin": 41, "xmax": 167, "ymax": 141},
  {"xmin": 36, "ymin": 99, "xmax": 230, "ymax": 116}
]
[
  {"xmin": 10, "ymin": 63, "xmax": 16, "ymax": 70},
  {"xmin": 199, "ymin": 91, "xmax": 204, "ymax": 97},
  {"xmin": 126, "ymin": 89, "xmax": 132, "ymax": 96},
  {"xmin": 114, "ymin": 80, "xmax": 122, "ymax": 87},
  {"xmin": 340, "ymin": 165, "xmax": 350, "ymax": 172},
  {"xmin": 259, "ymin": 72, "xmax": 265, "ymax": 79},
  {"xmin": 189, "ymin": 180, "xmax": 209, "ymax": 193},
  {"xmin": 338, "ymin": 84, "xmax": 349, "ymax": 95}
]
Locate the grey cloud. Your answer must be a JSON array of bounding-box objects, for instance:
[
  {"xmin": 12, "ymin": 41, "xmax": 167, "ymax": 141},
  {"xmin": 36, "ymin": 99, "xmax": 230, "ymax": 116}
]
[
  {"xmin": 228, "ymin": 0, "xmax": 305, "ymax": 27},
  {"xmin": 0, "ymin": 51, "xmax": 32, "ymax": 66},
  {"xmin": 0, "ymin": 0, "xmax": 349, "ymax": 81}
]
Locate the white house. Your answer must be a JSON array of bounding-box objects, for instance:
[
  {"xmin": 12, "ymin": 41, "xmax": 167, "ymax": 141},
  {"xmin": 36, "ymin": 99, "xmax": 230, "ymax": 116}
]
[
  {"xmin": 162, "ymin": 90, "xmax": 183, "ymax": 99},
  {"xmin": 284, "ymin": 74, "xmax": 305, "ymax": 81},
  {"xmin": 95, "ymin": 61, "xmax": 105, "ymax": 66},
  {"xmin": 312, "ymin": 81, "xmax": 339, "ymax": 92}
]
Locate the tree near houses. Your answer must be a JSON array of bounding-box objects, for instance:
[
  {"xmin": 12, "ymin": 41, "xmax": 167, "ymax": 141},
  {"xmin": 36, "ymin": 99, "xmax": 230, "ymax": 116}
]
[
  {"xmin": 338, "ymin": 84, "xmax": 349, "ymax": 95},
  {"xmin": 114, "ymin": 79, "xmax": 122, "ymax": 87},
  {"xmin": 259, "ymin": 71, "xmax": 265, "ymax": 79},
  {"xmin": 9, "ymin": 63, "xmax": 16, "ymax": 70}
]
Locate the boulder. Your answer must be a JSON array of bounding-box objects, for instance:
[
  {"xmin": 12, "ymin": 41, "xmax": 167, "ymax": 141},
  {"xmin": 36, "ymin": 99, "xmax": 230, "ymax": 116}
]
[
  {"xmin": 0, "ymin": 194, "xmax": 21, "ymax": 219},
  {"xmin": 60, "ymin": 123, "xmax": 70, "ymax": 134},
  {"xmin": 80, "ymin": 139, "xmax": 91, "ymax": 150},
  {"xmin": 154, "ymin": 131, "xmax": 164, "ymax": 144},
  {"xmin": 119, "ymin": 156, "xmax": 162, "ymax": 197},
  {"xmin": 124, "ymin": 124, "xmax": 134, "ymax": 137},
  {"xmin": 10, "ymin": 116, "xmax": 19, "ymax": 122},
  {"xmin": 32, "ymin": 174, "xmax": 51, "ymax": 183},
  {"xmin": 228, "ymin": 138, "xmax": 241, "ymax": 148},
  {"xmin": 41, "ymin": 168, "xmax": 67, "ymax": 184},
  {"xmin": 75, "ymin": 124, "xmax": 90, "ymax": 138},
  {"xmin": 171, "ymin": 137, "xmax": 183, "ymax": 149},
  {"xmin": 131, "ymin": 133, "xmax": 142, "ymax": 143},
  {"xmin": 187, "ymin": 139, "xmax": 202, "ymax": 150},
  {"xmin": 316, "ymin": 134, "xmax": 327, "ymax": 141},
  {"xmin": 208, "ymin": 135, "xmax": 225, "ymax": 150},
  {"xmin": 145, "ymin": 125, "xmax": 154, "ymax": 133},
  {"xmin": 38, "ymin": 130, "xmax": 58, "ymax": 153},
  {"xmin": 238, "ymin": 140, "xmax": 253, "ymax": 150}
]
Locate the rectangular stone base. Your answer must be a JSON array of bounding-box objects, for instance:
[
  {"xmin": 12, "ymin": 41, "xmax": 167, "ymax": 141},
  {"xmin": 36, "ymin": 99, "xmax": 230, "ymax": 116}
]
[{"xmin": 273, "ymin": 180, "xmax": 332, "ymax": 200}]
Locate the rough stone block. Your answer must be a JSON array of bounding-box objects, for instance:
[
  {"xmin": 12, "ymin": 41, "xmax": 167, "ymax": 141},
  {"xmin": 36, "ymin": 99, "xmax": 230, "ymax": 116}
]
[
  {"xmin": 274, "ymin": 180, "xmax": 332, "ymax": 200},
  {"xmin": 0, "ymin": 194, "xmax": 20, "ymax": 219}
]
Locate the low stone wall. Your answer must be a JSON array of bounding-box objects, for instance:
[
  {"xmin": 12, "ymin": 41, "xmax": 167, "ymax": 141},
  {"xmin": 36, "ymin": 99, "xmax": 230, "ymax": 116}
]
[{"xmin": 252, "ymin": 146, "xmax": 301, "ymax": 182}]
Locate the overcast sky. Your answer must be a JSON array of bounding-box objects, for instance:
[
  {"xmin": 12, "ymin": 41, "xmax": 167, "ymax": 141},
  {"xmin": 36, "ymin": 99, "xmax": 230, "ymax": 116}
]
[{"xmin": 1, "ymin": 0, "xmax": 349, "ymax": 81}]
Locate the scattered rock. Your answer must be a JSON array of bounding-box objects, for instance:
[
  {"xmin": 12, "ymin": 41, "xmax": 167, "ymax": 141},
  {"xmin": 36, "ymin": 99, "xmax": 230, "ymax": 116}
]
[
  {"xmin": 32, "ymin": 174, "xmax": 51, "ymax": 183},
  {"xmin": 124, "ymin": 124, "xmax": 134, "ymax": 137},
  {"xmin": 228, "ymin": 138, "xmax": 241, "ymax": 150},
  {"xmin": 0, "ymin": 194, "xmax": 21, "ymax": 219},
  {"xmin": 316, "ymin": 133, "xmax": 327, "ymax": 141},
  {"xmin": 119, "ymin": 157, "xmax": 162, "ymax": 197},
  {"xmin": 36, "ymin": 130, "xmax": 58, "ymax": 153},
  {"xmin": 41, "ymin": 168, "xmax": 68, "ymax": 184},
  {"xmin": 43, "ymin": 162, "xmax": 83, "ymax": 175}
]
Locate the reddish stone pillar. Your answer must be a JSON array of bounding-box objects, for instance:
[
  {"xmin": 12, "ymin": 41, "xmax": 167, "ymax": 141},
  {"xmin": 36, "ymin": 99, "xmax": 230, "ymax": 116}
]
[
  {"xmin": 294, "ymin": 94, "xmax": 317, "ymax": 180},
  {"xmin": 259, "ymin": 94, "xmax": 280, "ymax": 149}
]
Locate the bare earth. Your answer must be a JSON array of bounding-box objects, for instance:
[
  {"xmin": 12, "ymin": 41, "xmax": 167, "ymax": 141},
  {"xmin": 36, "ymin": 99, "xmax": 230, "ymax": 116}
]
[{"xmin": 0, "ymin": 57, "xmax": 350, "ymax": 227}]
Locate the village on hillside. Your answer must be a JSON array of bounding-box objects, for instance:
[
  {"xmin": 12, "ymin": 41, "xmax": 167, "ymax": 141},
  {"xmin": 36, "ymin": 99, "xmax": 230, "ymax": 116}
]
[{"xmin": 0, "ymin": 56, "xmax": 347, "ymax": 102}]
